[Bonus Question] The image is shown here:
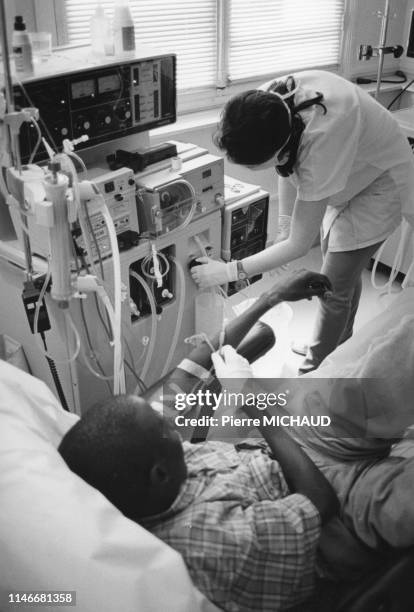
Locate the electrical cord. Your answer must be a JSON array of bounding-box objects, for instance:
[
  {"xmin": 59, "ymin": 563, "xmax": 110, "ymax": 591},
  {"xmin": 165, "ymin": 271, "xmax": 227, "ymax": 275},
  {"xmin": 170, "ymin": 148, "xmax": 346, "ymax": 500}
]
[
  {"xmin": 387, "ymin": 78, "xmax": 414, "ymax": 110},
  {"xmin": 357, "ymin": 76, "xmax": 407, "ymax": 85},
  {"xmin": 39, "ymin": 331, "xmax": 70, "ymax": 412}
]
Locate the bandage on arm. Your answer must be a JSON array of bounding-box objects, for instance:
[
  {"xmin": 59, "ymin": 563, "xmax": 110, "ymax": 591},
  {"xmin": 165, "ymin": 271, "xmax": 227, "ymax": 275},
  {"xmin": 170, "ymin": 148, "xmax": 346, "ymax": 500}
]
[
  {"xmin": 242, "ymin": 197, "xmax": 328, "ymax": 277},
  {"xmin": 174, "ymin": 297, "xmax": 271, "ymax": 377}
]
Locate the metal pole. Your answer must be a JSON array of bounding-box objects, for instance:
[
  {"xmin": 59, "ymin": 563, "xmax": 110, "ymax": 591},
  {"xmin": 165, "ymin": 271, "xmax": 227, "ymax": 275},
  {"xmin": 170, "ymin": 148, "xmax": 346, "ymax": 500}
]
[
  {"xmin": 0, "ymin": 0, "xmax": 34, "ymax": 278},
  {"xmin": 0, "ymin": 0, "xmax": 14, "ymax": 112},
  {"xmin": 375, "ymin": 0, "xmax": 391, "ymax": 100}
]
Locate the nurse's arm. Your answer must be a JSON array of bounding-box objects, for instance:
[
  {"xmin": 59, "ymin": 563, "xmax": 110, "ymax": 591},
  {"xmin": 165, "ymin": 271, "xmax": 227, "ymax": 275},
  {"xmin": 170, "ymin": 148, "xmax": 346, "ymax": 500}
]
[
  {"xmin": 278, "ymin": 177, "xmax": 297, "ymax": 217},
  {"xmin": 242, "ymin": 197, "xmax": 328, "ymax": 277},
  {"xmin": 172, "ymin": 270, "xmax": 332, "ymax": 372}
]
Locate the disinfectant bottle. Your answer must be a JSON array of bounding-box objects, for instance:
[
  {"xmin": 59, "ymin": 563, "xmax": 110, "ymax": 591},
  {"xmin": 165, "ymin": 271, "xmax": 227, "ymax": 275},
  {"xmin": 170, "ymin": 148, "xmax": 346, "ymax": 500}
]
[
  {"xmin": 113, "ymin": 0, "xmax": 136, "ymax": 56},
  {"xmin": 90, "ymin": 2, "xmax": 108, "ymax": 56},
  {"xmin": 12, "ymin": 16, "xmax": 34, "ymax": 73}
]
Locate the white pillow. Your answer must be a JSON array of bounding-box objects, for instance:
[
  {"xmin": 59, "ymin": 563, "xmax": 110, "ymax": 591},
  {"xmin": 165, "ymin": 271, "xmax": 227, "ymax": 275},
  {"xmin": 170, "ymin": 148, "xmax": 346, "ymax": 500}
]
[{"xmin": 0, "ymin": 360, "xmax": 218, "ymax": 612}]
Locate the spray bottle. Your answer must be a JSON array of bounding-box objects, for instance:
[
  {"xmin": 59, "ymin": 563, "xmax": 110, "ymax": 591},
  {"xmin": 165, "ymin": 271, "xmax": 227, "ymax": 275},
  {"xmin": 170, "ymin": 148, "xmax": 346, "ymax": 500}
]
[
  {"xmin": 90, "ymin": 2, "xmax": 112, "ymax": 56},
  {"xmin": 12, "ymin": 16, "xmax": 33, "ymax": 74},
  {"xmin": 113, "ymin": 0, "xmax": 136, "ymax": 56}
]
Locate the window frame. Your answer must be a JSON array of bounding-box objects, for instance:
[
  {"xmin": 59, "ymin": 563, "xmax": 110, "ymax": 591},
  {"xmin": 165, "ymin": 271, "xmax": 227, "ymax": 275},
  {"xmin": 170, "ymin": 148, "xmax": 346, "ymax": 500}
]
[{"xmin": 8, "ymin": 0, "xmax": 352, "ymax": 115}]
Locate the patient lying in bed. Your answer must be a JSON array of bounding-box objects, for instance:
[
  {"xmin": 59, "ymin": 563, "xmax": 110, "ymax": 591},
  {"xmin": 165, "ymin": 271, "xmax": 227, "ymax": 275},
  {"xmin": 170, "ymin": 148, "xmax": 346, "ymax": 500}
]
[
  {"xmin": 58, "ymin": 271, "xmax": 414, "ymax": 611},
  {"xmin": 59, "ymin": 271, "xmax": 339, "ymax": 612},
  {"xmin": 59, "ymin": 394, "xmax": 336, "ymax": 612}
]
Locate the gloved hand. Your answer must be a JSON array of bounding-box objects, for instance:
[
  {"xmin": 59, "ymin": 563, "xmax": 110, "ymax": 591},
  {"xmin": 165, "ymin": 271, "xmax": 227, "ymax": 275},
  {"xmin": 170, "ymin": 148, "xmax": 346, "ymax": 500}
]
[
  {"xmin": 191, "ymin": 257, "xmax": 238, "ymax": 289},
  {"xmin": 275, "ymin": 214, "xmax": 292, "ymax": 244},
  {"xmin": 211, "ymin": 345, "xmax": 253, "ymax": 394}
]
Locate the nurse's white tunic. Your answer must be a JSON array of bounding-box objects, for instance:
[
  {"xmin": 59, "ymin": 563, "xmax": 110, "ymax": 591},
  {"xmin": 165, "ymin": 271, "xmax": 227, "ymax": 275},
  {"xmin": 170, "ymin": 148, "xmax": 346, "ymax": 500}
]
[{"xmin": 268, "ymin": 70, "xmax": 414, "ymax": 251}]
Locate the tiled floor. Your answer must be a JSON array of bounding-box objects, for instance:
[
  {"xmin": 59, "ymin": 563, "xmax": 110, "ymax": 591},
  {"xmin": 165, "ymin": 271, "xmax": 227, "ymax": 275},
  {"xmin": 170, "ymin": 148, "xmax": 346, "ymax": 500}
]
[{"xmin": 229, "ymin": 246, "xmax": 401, "ymax": 377}]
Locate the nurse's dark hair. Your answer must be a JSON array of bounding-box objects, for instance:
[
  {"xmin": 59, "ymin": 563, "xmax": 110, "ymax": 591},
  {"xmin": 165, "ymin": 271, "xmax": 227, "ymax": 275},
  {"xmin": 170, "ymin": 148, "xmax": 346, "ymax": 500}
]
[
  {"xmin": 214, "ymin": 81, "xmax": 327, "ymax": 166},
  {"xmin": 213, "ymin": 90, "xmax": 291, "ymax": 165}
]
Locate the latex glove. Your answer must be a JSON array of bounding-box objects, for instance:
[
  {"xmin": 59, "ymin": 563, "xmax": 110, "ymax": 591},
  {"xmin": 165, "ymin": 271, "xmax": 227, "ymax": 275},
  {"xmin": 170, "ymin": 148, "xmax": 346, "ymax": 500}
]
[
  {"xmin": 211, "ymin": 345, "xmax": 253, "ymax": 395},
  {"xmin": 191, "ymin": 257, "xmax": 238, "ymax": 289},
  {"xmin": 275, "ymin": 214, "xmax": 291, "ymax": 244}
]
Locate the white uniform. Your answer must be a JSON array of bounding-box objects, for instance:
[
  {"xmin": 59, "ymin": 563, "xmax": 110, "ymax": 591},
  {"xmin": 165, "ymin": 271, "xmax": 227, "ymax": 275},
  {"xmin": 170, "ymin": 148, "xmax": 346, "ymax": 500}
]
[
  {"xmin": 259, "ymin": 70, "xmax": 414, "ymax": 373},
  {"xmin": 276, "ymin": 70, "xmax": 414, "ymax": 251}
]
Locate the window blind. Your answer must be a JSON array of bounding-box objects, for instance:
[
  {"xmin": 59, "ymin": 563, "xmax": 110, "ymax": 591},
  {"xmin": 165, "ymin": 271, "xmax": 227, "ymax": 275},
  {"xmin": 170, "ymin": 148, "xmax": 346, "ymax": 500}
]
[
  {"xmin": 64, "ymin": 0, "xmax": 217, "ymax": 90},
  {"xmin": 228, "ymin": 0, "xmax": 345, "ymax": 81}
]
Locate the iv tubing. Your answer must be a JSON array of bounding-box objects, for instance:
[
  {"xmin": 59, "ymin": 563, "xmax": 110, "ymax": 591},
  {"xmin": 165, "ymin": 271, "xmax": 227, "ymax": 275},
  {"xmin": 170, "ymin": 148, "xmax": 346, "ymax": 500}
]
[
  {"xmin": 78, "ymin": 301, "xmax": 113, "ymax": 386},
  {"xmin": 402, "ymin": 232, "xmax": 414, "ymax": 289},
  {"xmin": 193, "ymin": 234, "xmax": 227, "ymax": 342},
  {"xmin": 28, "ymin": 118, "xmax": 42, "ymax": 164},
  {"xmin": 63, "ymin": 311, "xmax": 82, "ymax": 363},
  {"xmin": 371, "ymin": 220, "xmax": 411, "ymax": 292},
  {"xmin": 34, "ymin": 263, "xmax": 52, "ymax": 342},
  {"xmin": 0, "ymin": 168, "xmax": 9, "ymax": 200},
  {"xmin": 161, "ymin": 257, "xmax": 186, "ymax": 378},
  {"xmin": 141, "ymin": 248, "xmax": 170, "ymax": 280},
  {"xmin": 129, "ymin": 270, "xmax": 158, "ymax": 383},
  {"xmin": 100, "ymin": 196, "xmax": 125, "ymax": 394},
  {"xmin": 34, "ymin": 273, "xmax": 81, "ymax": 365},
  {"xmin": 67, "ymin": 151, "xmax": 87, "ymax": 176}
]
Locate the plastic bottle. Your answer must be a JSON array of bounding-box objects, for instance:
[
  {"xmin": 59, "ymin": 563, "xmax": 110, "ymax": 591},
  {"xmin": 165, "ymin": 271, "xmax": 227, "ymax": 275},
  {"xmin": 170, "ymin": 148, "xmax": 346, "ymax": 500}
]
[
  {"xmin": 113, "ymin": 0, "xmax": 136, "ymax": 56},
  {"xmin": 12, "ymin": 16, "xmax": 34, "ymax": 74},
  {"xmin": 90, "ymin": 2, "xmax": 112, "ymax": 57}
]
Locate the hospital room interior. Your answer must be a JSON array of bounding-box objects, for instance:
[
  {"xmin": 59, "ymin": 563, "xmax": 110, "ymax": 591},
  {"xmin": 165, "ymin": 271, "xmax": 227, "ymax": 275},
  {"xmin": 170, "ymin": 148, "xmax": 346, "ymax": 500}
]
[{"xmin": 2, "ymin": 0, "xmax": 414, "ymax": 610}]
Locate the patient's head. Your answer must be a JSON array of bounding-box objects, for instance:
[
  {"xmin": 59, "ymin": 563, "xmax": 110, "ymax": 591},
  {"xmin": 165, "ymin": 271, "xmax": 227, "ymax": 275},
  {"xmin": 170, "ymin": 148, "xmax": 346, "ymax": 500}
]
[{"xmin": 58, "ymin": 395, "xmax": 187, "ymax": 522}]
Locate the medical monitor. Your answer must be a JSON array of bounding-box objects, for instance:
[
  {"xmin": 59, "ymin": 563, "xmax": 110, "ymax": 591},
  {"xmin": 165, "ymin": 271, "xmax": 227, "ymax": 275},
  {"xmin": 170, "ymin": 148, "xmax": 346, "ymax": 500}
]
[{"xmin": 11, "ymin": 52, "xmax": 176, "ymax": 164}]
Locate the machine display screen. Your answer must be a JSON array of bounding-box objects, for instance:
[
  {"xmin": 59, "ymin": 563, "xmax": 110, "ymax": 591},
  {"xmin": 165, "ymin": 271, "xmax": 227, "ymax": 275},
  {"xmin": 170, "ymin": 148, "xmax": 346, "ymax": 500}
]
[
  {"xmin": 71, "ymin": 79, "xmax": 95, "ymax": 100},
  {"xmin": 98, "ymin": 74, "xmax": 121, "ymax": 94},
  {"xmin": 14, "ymin": 54, "xmax": 176, "ymax": 164}
]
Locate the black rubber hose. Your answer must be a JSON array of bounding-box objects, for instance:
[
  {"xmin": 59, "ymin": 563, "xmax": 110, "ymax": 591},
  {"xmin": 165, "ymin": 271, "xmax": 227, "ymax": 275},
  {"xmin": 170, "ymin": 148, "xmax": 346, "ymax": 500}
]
[
  {"xmin": 387, "ymin": 78, "xmax": 414, "ymax": 110},
  {"xmin": 40, "ymin": 332, "xmax": 70, "ymax": 412}
]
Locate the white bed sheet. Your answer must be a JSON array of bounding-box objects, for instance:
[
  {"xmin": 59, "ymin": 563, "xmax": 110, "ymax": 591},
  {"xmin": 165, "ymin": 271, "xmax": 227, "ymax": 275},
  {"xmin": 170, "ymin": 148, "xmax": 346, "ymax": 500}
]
[{"xmin": 0, "ymin": 360, "xmax": 219, "ymax": 612}]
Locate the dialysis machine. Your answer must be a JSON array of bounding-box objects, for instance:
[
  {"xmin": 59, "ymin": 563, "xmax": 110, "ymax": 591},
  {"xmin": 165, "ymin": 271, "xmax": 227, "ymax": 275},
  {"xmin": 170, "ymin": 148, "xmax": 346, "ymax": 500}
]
[
  {"xmin": 0, "ymin": 50, "xmax": 225, "ymax": 413},
  {"xmin": 222, "ymin": 176, "xmax": 270, "ymax": 296}
]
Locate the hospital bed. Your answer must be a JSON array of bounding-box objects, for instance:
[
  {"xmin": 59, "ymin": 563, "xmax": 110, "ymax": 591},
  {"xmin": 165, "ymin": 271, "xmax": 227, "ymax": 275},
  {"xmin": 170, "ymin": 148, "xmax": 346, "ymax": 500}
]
[
  {"xmin": 1, "ymin": 289, "xmax": 414, "ymax": 612},
  {"xmin": 0, "ymin": 322, "xmax": 272, "ymax": 612},
  {"xmin": 296, "ymin": 286, "xmax": 414, "ymax": 612}
]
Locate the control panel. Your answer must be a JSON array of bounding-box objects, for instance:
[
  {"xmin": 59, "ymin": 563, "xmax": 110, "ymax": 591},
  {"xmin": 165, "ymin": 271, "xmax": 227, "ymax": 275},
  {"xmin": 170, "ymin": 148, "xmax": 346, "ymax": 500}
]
[
  {"xmin": 74, "ymin": 167, "xmax": 139, "ymax": 262},
  {"xmin": 222, "ymin": 188, "xmax": 269, "ymax": 296},
  {"xmin": 13, "ymin": 54, "xmax": 176, "ymax": 163},
  {"xmin": 135, "ymin": 153, "xmax": 224, "ymax": 236}
]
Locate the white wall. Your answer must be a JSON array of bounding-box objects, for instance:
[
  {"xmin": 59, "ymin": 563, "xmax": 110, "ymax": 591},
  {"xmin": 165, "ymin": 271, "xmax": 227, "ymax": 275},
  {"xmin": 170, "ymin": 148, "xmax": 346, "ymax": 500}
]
[
  {"xmin": 343, "ymin": 0, "xmax": 408, "ymax": 78},
  {"xmin": 400, "ymin": 0, "xmax": 414, "ymax": 74}
]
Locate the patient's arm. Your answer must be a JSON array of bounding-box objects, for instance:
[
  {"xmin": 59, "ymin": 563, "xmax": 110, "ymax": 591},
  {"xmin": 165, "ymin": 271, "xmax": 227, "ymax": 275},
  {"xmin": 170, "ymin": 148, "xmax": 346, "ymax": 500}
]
[
  {"xmin": 146, "ymin": 270, "xmax": 331, "ymax": 424},
  {"xmin": 242, "ymin": 402, "xmax": 339, "ymax": 525},
  {"xmin": 176, "ymin": 269, "xmax": 332, "ymax": 374}
]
